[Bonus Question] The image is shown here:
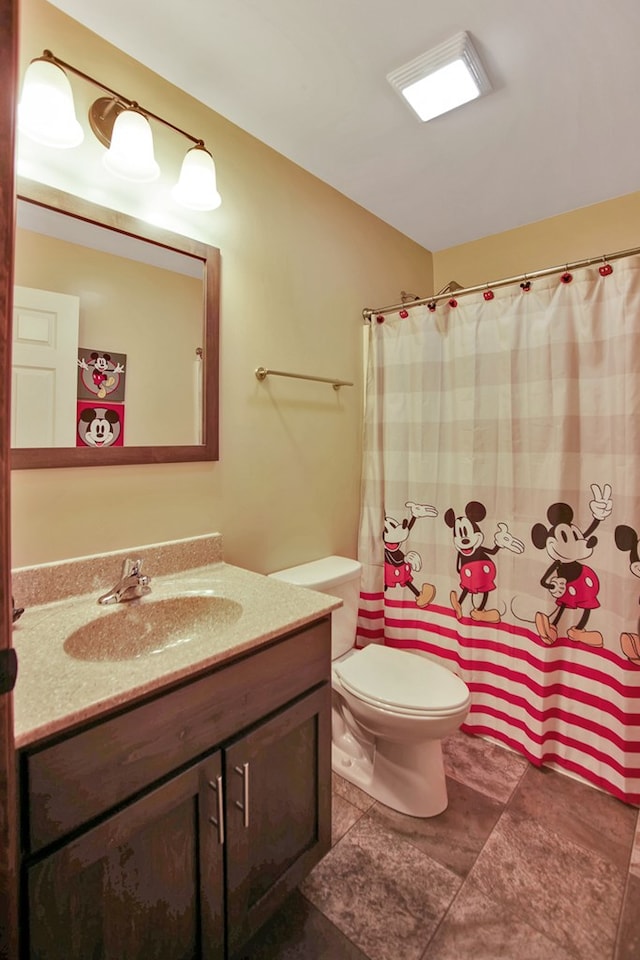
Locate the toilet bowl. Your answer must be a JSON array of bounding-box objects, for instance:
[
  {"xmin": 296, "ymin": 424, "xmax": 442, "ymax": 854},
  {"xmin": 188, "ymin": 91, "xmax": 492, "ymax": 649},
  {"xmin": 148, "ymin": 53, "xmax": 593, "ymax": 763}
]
[{"xmin": 269, "ymin": 556, "xmax": 471, "ymax": 817}]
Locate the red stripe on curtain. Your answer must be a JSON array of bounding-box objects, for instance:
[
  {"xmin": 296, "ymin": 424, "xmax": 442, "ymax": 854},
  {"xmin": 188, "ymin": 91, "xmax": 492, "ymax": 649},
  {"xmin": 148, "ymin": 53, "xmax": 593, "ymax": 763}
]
[
  {"xmin": 356, "ymin": 592, "xmax": 640, "ymax": 804},
  {"xmin": 462, "ymin": 723, "xmax": 640, "ymax": 805}
]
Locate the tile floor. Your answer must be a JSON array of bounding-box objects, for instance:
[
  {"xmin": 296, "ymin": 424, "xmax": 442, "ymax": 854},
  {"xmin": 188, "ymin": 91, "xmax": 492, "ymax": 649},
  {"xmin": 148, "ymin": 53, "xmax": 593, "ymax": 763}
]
[{"xmin": 241, "ymin": 731, "xmax": 640, "ymax": 960}]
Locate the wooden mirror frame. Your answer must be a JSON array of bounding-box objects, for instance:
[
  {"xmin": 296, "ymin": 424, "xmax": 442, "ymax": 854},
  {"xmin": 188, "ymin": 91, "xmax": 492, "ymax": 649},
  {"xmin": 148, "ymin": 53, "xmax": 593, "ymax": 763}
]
[{"xmin": 11, "ymin": 178, "xmax": 220, "ymax": 469}]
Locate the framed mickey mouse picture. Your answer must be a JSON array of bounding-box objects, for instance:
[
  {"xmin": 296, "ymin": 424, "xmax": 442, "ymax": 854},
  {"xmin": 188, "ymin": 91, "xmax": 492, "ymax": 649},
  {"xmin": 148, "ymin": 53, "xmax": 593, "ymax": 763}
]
[
  {"xmin": 76, "ymin": 401, "xmax": 125, "ymax": 448},
  {"xmin": 77, "ymin": 348, "xmax": 127, "ymax": 402}
]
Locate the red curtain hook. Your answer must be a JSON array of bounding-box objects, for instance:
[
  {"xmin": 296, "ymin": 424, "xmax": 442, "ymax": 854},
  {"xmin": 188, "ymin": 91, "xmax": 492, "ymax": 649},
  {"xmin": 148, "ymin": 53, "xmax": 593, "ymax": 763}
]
[{"xmin": 599, "ymin": 258, "xmax": 613, "ymax": 277}]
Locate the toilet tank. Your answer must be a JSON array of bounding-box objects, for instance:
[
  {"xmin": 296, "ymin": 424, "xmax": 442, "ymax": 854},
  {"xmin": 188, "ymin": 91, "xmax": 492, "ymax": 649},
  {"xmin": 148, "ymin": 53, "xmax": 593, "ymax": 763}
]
[{"xmin": 269, "ymin": 556, "xmax": 362, "ymax": 659}]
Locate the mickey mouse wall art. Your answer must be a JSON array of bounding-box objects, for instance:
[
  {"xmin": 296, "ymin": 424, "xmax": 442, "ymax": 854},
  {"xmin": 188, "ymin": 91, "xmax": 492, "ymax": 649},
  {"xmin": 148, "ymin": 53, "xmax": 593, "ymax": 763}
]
[
  {"xmin": 77, "ymin": 349, "xmax": 126, "ymax": 402},
  {"xmin": 76, "ymin": 347, "xmax": 126, "ymax": 448},
  {"xmin": 76, "ymin": 403, "xmax": 124, "ymax": 448}
]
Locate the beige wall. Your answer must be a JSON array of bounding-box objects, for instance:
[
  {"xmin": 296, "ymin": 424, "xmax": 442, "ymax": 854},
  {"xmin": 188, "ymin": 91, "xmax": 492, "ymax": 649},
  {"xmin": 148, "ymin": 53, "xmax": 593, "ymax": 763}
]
[
  {"xmin": 12, "ymin": 0, "xmax": 433, "ymax": 572},
  {"xmin": 434, "ymin": 192, "xmax": 640, "ymax": 292}
]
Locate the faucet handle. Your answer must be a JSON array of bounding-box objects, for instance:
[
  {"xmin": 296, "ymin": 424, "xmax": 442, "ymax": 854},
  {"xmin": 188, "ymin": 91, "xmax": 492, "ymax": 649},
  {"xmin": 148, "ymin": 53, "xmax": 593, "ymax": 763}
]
[
  {"xmin": 121, "ymin": 557, "xmax": 144, "ymax": 578},
  {"xmin": 12, "ymin": 596, "xmax": 24, "ymax": 623}
]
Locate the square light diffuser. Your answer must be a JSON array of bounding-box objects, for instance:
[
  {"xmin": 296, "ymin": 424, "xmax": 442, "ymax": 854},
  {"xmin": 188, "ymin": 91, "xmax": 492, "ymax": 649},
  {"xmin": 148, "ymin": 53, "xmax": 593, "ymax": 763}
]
[{"xmin": 387, "ymin": 32, "xmax": 491, "ymax": 122}]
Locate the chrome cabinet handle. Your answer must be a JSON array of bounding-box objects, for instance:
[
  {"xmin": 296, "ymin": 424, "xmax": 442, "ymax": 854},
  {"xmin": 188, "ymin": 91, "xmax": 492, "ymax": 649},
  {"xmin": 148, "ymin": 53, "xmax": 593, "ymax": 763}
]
[
  {"xmin": 234, "ymin": 762, "xmax": 250, "ymax": 828},
  {"xmin": 207, "ymin": 775, "xmax": 225, "ymax": 845}
]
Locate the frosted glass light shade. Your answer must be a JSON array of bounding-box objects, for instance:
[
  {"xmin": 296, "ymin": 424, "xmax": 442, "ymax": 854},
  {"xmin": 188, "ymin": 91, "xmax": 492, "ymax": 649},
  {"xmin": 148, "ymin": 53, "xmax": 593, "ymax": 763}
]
[
  {"xmin": 102, "ymin": 108, "xmax": 160, "ymax": 182},
  {"xmin": 18, "ymin": 58, "xmax": 84, "ymax": 148},
  {"xmin": 172, "ymin": 145, "xmax": 222, "ymax": 211},
  {"xmin": 387, "ymin": 32, "xmax": 492, "ymax": 122},
  {"xmin": 401, "ymin": 59, "xmax": 480, "ymax": 122}
]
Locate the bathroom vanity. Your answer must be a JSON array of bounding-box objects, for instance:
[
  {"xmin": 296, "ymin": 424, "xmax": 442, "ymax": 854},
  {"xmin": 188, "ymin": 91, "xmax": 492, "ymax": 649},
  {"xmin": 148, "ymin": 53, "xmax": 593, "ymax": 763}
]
[{"xmin": 12, "ymin": 536, "xmax": 338, "ymax": 959}]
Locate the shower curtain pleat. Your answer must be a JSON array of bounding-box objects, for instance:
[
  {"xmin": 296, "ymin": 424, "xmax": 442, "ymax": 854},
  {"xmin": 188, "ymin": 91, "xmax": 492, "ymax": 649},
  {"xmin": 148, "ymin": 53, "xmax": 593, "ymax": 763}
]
[{"xmin": 357, "ymin": 257, "xmax": 640, "ymax": 804}]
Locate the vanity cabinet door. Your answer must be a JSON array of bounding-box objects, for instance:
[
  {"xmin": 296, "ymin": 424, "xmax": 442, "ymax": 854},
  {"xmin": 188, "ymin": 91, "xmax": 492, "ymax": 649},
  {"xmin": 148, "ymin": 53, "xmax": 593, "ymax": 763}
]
[
  {"xmin": 26, "ymin": 753, "xmax": 224, "ymax": 960},
  {"xmin": 224, "ymin": 684, "xmax": 331, "ymax": 958}
]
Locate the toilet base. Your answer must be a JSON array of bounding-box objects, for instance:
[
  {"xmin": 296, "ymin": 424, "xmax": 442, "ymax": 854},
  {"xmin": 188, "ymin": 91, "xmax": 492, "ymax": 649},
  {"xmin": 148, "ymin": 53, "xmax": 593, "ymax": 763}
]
[{"xmin": 332, "ymin": 735, "xmax": 448, "ymax": 818}]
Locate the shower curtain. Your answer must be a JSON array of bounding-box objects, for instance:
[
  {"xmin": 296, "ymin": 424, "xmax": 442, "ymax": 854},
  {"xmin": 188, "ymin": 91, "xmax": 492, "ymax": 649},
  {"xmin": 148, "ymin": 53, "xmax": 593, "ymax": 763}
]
[{"xmin": 357, "ymin": 257, "xmax": 640, "ymax": 805}]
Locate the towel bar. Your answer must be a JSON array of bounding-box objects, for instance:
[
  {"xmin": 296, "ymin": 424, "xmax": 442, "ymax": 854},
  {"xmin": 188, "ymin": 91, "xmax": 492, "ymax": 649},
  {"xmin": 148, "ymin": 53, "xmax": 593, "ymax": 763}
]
[{"xmin": 255, "ymin": 366, "xmax": 353, "ymax": 390}]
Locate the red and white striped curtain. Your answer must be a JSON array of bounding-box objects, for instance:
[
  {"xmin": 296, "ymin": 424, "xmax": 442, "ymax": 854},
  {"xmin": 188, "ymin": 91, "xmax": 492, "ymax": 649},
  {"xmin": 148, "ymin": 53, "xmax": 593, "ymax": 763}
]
[{"xmin": 357, "ymin": 256, "xmax": 640, "ymax": 804}]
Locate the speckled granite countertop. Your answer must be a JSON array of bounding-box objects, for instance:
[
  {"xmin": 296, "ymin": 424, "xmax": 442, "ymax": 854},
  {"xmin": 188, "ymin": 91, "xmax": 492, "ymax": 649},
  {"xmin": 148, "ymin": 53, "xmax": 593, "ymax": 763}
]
[{"xmin": 11, "ymin": 534, "xmax": 339, "ymax": 749}]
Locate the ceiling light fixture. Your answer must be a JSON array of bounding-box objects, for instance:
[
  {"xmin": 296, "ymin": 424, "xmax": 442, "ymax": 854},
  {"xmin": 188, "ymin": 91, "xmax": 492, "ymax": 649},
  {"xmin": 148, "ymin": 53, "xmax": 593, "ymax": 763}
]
[
  {"xmin": 387, "ymin": 32, "xmax": 491, "ymax": 122},
  {"xmin": 18, "ymin": 50, "xmax": 222, "ymax": 210}
]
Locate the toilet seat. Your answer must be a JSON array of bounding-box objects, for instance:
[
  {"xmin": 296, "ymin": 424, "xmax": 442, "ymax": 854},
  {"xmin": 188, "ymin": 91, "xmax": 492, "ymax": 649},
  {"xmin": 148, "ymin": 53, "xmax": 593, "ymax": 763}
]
[{"xmin": 334, "ymin": 644, "xmax": 469, "ymax": 716}]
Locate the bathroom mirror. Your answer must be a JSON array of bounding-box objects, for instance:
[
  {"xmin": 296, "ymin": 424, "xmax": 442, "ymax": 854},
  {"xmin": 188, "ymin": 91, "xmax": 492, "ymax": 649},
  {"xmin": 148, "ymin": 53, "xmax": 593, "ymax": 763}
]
[{"xmin": 11, "ymin": 178, "xmax": 220, "ymax": 468}]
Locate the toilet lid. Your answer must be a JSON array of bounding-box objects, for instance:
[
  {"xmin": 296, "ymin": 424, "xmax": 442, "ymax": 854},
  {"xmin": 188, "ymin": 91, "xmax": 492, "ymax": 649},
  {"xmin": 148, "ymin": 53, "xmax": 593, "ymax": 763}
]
[{"xmin": 334, "ymin": 644, "xmax": 469, "ymax": 713}]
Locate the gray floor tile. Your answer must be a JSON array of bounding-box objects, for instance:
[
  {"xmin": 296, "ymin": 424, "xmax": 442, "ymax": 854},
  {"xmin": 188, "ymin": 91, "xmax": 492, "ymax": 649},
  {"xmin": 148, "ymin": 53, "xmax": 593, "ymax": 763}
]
[
  {"xmin": 333, "ymin": 792, "xmax": 364, "ymax": 845},
  {"xmin": 629, "ymin": 814, "xmax": 640, "ymax": 878},
  {"xmin": 311, "ymin": 734, "xmax": 638, "ymax": 960},
  {"xmin": 443, "ymin": 732, "xmax": 528, "ymax": 803},
  {"xmin": 615, "ymin": 873, "xmax": 640, "ymax": 960},
  {"xmin": 237, "ymin": 889, "xmax": 368, "ymax": 960},
  {"xmin": 333, "ymin": 772, "xmax": 376, "ymax": 813},
  {"xmin": 468, "ymin": 809, "xmax": 626, "ymax": 958},
  {"xmin": 301, "ymin": 814, "xmax": 461, "ymax": 960},
  {"xmin": 508, "ymin": 764, "xmax": 638, "ymax": 872},
  {"xmin": 424, "ymin": 881, "xmax": 579, "ymax": 960},
  {"xmin": 367, "ymin": 776, "xmax": 503, "ymax": 878}
]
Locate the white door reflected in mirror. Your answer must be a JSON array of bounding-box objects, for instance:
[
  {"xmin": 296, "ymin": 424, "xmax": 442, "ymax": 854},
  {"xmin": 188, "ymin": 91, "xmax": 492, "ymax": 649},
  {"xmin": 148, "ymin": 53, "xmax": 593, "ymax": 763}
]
[{"xmin": 12, "ymin": 285, "xmax": 79, "ymax": 448}]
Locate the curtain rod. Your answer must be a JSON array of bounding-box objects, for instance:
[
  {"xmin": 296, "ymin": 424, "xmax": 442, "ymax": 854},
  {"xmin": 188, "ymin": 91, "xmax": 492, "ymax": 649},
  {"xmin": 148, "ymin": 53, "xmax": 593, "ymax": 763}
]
[{"xmin": 362, "ymin": 244, "xmax": 640, "ymax": 321}]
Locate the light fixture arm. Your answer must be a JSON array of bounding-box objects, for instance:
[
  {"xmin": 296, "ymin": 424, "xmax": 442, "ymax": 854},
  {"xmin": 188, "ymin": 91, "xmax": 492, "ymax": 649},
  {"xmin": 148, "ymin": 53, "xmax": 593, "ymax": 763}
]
[
  {"xmin": 22, "ymin": 49, "xmax": 222, "ymax": 209},
  {"xmin": 38, "ymin": 49, "xmax": 203, "ymax": 147}
]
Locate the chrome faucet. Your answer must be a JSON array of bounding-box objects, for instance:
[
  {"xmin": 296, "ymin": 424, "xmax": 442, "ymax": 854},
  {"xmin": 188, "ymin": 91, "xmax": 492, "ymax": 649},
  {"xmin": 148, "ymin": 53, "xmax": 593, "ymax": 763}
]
[{"xmin": 98, "ymin": 558, "xmax": 152, "ymax": 605}]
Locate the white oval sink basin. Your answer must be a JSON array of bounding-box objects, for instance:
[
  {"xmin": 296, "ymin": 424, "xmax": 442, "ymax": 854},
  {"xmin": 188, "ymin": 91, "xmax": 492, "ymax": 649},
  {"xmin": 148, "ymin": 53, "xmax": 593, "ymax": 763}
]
[{"xmin": 63, "ymin": 594, "xmax": 243, "ymax": 661}]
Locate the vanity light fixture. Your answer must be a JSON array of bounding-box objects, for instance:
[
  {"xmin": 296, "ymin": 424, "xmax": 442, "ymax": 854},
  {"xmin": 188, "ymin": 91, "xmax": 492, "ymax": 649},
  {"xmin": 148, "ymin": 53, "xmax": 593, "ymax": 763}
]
[
  {"xmin": 101, "ymin": 106, "xmax": 160, "ymax": 183},
  {"xmin": 17, "ymin": 55, "xmax": 84, "ymax": 148},
  {"xmin": 387, "ymin": 31, "xmax": 491, "ymax": 122},
  {"xmin": 18, "ymin": 50, "xmax": 222, "ymax": 210},
  {"xmin": 172, "ymin": 143, "xmax": 222, "ymax": 211}
]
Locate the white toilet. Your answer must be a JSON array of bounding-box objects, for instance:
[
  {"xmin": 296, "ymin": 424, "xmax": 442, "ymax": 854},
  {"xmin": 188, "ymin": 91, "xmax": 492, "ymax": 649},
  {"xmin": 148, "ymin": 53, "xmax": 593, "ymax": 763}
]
[{"xmin": 269, "ymin": 556, "xmax": 471, "ymax": 817}]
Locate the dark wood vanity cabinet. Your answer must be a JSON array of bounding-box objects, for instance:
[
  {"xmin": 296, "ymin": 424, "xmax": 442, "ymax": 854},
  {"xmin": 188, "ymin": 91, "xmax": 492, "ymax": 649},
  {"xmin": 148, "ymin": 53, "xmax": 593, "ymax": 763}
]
[
  {"xmin": 18, "ymin": 619, "xmax": 332, "ymax": 960},
  {"xmin": 224, "ymin": 687, "xmax": 330, "ymax": 957},
  {"xmin": 27, "ymin": 752, "xmax": 225, "ymax": 960}
]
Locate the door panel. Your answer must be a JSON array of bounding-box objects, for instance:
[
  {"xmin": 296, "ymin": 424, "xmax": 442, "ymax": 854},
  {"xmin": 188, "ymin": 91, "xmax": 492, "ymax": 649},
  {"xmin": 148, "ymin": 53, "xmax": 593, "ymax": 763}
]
[
  {"xmin": 27, "ymin": 754, "xmax": 224, "ymax": 960},
  {"xmin": 225, "ymin": 685, "xmax": 331, "ymax": 956}
]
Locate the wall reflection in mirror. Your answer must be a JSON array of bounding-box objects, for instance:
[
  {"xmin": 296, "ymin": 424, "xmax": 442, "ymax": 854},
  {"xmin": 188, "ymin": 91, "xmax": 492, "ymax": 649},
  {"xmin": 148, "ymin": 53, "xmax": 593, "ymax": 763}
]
[{"xmin": 11, "ymin": 181, "xmax": 220, "ymax": 469}]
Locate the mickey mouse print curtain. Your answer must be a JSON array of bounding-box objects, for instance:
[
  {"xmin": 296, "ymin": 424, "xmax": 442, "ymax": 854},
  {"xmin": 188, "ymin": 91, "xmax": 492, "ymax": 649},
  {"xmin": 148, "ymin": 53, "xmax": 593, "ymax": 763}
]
[{"xmin": 357, "ymin": 256, "xmax": 640, "ymax": 804}]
